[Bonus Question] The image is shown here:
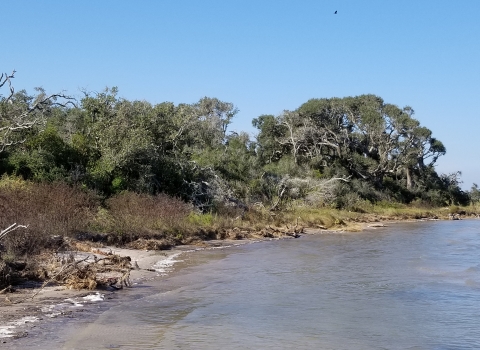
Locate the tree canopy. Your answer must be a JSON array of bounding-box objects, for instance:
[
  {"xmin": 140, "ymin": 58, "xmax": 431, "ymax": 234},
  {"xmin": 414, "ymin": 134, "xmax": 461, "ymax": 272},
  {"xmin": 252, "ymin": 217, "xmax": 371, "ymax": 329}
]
[{"xmin": 0, "ymin": 72, "xmax": 471, "ymax": 209}]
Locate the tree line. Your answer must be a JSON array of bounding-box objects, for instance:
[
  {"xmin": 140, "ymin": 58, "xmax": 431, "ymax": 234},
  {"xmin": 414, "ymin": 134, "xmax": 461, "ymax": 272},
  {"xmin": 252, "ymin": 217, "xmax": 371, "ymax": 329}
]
[{"xmin": 0, "ymin": 71, "xmax": 474, "ymax": 213}]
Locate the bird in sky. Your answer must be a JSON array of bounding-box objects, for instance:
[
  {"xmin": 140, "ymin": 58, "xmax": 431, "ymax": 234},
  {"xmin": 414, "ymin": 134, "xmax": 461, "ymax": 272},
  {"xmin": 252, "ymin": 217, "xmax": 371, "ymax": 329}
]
[{"xmin": 334, "ymin": 11, "xmax": 337, "ymax": 14}]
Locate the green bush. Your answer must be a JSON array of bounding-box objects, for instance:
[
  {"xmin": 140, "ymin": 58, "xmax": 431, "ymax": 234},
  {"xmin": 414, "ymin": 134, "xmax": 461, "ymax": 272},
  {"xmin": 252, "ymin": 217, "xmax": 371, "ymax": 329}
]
[{"xmin": 187, "ymin": 212, "xmax": 214, "ymax": 227}]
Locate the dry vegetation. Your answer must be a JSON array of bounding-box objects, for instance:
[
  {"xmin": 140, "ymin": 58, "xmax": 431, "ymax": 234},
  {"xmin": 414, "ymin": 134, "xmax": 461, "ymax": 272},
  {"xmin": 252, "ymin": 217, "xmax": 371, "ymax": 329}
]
[{"xmin": 0, "ymin": 180, "xmax": 96, "ymax": 255}]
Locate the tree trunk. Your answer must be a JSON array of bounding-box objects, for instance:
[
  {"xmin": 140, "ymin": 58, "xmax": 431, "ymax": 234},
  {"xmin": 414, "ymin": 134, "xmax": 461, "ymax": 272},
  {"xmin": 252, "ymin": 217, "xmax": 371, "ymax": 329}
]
[
  {"xmin": 374, "ymin": 174, "xmax": 384, "ymax": 189},
  {"xmin": 417, "ymin": 156, "xmax": 425, "ymax": 170},
  {"xmin": 406, "ymin": 167, "xmax": 413, "ymax": 190}
]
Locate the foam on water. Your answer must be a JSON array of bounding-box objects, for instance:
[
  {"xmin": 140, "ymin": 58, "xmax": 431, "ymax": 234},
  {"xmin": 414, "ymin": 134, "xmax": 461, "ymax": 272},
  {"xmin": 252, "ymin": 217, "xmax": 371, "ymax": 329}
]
[
  {"xmin": 40, "ymin": 292, "xmax": 105, "ymax": 318},
  {"xmin": 0, "ymin": 316, "xmax": 39, "ymax": 338},
  {"xmin": 82, "ymin": 292, "xmax": 105, "ymax": 302},
  {"xmin": 152, "ymin": 252, "xmax": 183, "ymax": 275}
]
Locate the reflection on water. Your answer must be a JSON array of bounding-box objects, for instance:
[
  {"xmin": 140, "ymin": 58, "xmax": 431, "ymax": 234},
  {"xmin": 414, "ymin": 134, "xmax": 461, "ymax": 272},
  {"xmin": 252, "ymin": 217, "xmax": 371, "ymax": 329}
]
[{"xmin": 15, "ymin": 220, "xmax": 480, "ymax": 349}]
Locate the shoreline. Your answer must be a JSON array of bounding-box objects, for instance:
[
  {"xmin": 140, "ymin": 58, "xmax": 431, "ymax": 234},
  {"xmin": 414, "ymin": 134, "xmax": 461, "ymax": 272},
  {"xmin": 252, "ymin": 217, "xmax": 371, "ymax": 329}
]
[
  {"xmin": 0, "ymin": 217, "xmax": 475, "ymax": 343},
  {"xmin": 0, "ymin": 237, "xmax": 261, "ymax": 342}
]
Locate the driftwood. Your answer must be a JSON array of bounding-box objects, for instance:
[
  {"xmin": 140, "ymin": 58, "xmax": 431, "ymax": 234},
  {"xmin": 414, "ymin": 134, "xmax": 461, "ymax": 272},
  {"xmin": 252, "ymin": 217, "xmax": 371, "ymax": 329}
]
[
  {"xmin": 0, "ymin": 223, "xmax": 29, "ymax": 241},
  {"xmin": 0, "ymin": 285, "xmax": 14, "ymax": 294},
  {"xmin": 264, "ymin": 221, "xmax": 304, "ymax": 238},
  {"xmin": 57, "ymin": 253, "xmax": 132, "ymax": 290},
  {"xmin": 448, "ymin": 214, "xmax": 461, "ymax": 220},
  {"xmin": 7, "ymin": 252, "xmax": 133, "ymax": 304},
  {"xmin": 9, "ymin": 255, "xmax": 91, "ymax": 304}
]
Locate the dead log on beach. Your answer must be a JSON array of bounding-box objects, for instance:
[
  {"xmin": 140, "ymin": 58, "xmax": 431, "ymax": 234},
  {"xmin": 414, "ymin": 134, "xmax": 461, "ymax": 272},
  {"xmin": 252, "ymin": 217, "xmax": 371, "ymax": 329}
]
[{"xmin": 0, "ymin": 285, "xmax": 14, "ymax": 294}]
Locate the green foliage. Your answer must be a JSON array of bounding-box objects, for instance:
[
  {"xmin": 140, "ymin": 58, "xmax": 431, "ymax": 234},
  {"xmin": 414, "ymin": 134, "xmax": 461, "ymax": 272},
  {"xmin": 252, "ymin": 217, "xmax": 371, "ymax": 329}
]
[
  {"xmin": 0, "ymin": 76, "xmax": 471, "ymax": 210},
  {"xmin": 374, "ymin": 200, "xmax": 406, "ymax": 210},
  {"xmin": 252, "ymin": 114, "xmax": 288, "ymax": 164},
  {"xmin": 111, "ymin": 177, "xmax": 126, "ymax": 193},
  {"xmin": 187, "ymin": 212, "xmax": 214, "ymax": 227},
  {"xmin": 6, "ymin": 125, "xmax": 80, "ymax": 182},
  {"xmin": 470, "ymin": 184, "xmax": 480, "ymax": 203},
  {"xmin": 449, "ymin": 205, "xmax": 461, "ymax": 214},
  {"xmin": 0, "ymin": 174, "xmax": 30, "ymax": 190},
  {"xmin": 263, "ymin": 156, "xmax": 306, "ymax": 177}
]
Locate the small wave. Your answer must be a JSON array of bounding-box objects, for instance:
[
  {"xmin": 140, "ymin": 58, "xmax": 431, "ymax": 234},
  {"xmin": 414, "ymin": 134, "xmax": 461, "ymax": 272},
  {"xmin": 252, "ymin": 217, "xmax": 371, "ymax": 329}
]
[
  {"xmin": 83, "ymin": 292, "xmax": 105, "ymax": 302},
  {"xmin": 152, "ymin": 252, "xmax": 183, "ymax": 275},
  {"xmin": 0, "ymin": 316, "xmax": 38, "ymax": 338},
  {"xmin": 465, "ymin": 279, "xmax": 480, "ymax": 287},
  {"xmin": 40, "ymin": 292, "xmax": 105, "ymax": 318}
]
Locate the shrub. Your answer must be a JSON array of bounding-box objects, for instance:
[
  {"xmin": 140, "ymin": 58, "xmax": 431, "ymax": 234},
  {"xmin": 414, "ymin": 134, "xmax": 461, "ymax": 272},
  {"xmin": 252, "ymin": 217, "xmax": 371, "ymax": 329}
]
[
  {"xmin": 187, "ymin": 212, "xmax": 214, "ymax": 227},
  {"xmin": 103, "ymin": 192, "xmax": 191, "ymax": 241},
  {"xmin": 449, "ymin": 205, "xmax": 460, "ymax": 214},
  {"xmin": 0, "ymin": 182, "xmax": 98, "ymax": 257}
]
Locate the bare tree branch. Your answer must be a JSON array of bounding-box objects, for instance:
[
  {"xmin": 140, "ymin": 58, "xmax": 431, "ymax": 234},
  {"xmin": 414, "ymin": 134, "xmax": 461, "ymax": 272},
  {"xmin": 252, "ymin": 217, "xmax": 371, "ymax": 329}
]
[
  {"xmin": 0, "ymin": 70, "xmax": 16, "ymax": 101},
  {"xmin": 0, "ymin": 70, "xmax": 76, "ymax": 152}
]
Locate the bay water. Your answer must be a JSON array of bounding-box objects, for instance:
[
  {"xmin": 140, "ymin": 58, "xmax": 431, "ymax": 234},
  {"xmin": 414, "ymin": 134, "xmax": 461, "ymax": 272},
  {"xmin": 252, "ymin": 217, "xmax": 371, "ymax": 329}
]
[{"xmin": 13, "ymin": 220, "xmax": 480, "ymax": 349}]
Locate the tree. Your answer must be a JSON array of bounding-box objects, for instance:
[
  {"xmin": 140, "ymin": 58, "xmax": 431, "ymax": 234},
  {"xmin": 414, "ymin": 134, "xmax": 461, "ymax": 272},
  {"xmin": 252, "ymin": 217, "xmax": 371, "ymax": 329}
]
[
  {"xmin": 0, "ymin": 70, "xmax": 75, "ymax": 153},
  {"xmin": 78, "ymin": 88, "xmax": 160, "ymax": 193},
  {"xmin": 194, "ymin": 97, "xmax": 238, "ymax": 146},
  {"xmin": 252, "ymin": 114, "xmax": 288, "ymax": 164},
  {"xmin": 296, "ymin": 95, "xmax": 446, "ymax": 188},
  {"xmin": 7, "ymin": 124, "xmax": 82, "ymax": 182},
  {"xmin": 393, "ymin": 107, "xmax": 446, "ymax": 190},
  {"xmin": 470, "ymin": 183, "xmax": 480, "ymax": 204},
  {"xmin": 252, "ymin": 94, "xmax": 450, "ymax": 206},
  {"xmin": 438, "ymin": 171, "xmax": 469, "ymax": 205}
]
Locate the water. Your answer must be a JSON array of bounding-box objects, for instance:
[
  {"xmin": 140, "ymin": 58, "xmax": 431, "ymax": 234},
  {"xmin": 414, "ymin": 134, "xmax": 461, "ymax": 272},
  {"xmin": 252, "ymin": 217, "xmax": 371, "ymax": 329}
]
[{"xmin": 12, "ymin": 220, "xmax": 480, "ymax": 349}]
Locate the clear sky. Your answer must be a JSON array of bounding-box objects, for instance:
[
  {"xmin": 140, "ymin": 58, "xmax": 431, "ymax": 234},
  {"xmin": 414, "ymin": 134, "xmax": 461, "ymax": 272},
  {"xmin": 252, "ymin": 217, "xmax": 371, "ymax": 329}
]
[{"xmin": 3, "ymin": 0, "xmax": 479, "ymax": 189}]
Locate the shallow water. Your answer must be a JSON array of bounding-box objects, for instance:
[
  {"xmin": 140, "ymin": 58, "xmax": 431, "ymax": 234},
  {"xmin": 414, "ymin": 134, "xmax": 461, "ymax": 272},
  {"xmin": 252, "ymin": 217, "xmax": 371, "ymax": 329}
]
[{"xmin": 12, "ymin": 220, "xmax": 480, "ymax": 349}]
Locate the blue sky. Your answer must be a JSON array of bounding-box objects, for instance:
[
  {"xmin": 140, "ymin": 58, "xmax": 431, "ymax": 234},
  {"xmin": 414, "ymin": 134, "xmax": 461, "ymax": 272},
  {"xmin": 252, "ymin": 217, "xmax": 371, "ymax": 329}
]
[{"xmin": 3, "ymin": 0, "xmax": 479, "ymax": 189}]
